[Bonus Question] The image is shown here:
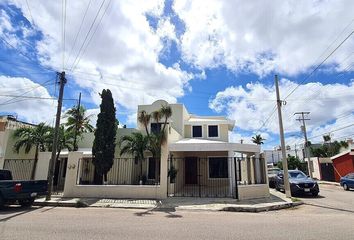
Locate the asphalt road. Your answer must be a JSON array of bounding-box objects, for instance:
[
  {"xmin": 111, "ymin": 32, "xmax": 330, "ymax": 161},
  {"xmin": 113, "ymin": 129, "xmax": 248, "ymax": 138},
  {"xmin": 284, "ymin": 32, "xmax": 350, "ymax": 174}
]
[{"xmin": 0, "ymin": 184, "xmax": 353, "ymax": 240}]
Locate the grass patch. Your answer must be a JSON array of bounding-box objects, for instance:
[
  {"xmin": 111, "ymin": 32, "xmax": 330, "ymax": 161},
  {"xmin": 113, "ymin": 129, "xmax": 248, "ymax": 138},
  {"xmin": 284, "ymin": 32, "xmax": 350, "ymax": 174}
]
[{"xmin": 291, "ymin": 197, "xmax": 301, "ymax": 202}]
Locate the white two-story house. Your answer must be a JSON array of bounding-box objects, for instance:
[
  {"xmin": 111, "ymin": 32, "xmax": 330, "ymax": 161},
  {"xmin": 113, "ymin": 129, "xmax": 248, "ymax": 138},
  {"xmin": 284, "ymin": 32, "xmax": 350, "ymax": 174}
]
[{"xmin": 136, "ymin": 100, "xmax": 269, "ymax": 199}]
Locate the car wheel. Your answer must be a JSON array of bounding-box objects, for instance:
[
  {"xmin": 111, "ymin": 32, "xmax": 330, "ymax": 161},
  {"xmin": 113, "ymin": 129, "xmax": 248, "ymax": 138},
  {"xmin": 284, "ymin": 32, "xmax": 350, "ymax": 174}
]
[
  {"xmin": 312, "ymin": 192, "xmax": 319, "ymax": 197},
  {"xmin": 0, "ymin": 194, "xmax": 4, "ymax": 208},
  {"xmin": 343, "ymin": 183, "xmax": 349, "ymax": 191},
  {"xmin": 19, "ymin": 198, "xmax": 35, "ymax": 208},
  {"xmin": 275, "ymin": 183, "xmax": 280, "ymax": 191}
]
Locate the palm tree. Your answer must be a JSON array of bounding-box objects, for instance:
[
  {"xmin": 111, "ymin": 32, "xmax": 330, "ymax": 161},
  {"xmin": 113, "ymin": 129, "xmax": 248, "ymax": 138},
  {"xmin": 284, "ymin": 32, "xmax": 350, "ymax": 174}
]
[
  {"xmin": 138, "ymin": 110, "xmax": 151, "ymax": 137},
  {"xmin": 13, "ymin": 123, "xmax": 52, "ymax": 179},
  {"xmin": 46, "ymin": 125, "xmax": 75, "ymax": 164},
  {"xmin": 252, "ymin": 134, "xmax": 265, "ymax": 145},
  {"xmin": 136, "ymin": 105, "xmax": 173, "ymax": 182},
  {"xmin": 119, "ymin": 132, "xmax": 150, "ymax": 183},
  {"xmin": 65, "ymin": 105, "xmax": 94, "ymax": 150}
]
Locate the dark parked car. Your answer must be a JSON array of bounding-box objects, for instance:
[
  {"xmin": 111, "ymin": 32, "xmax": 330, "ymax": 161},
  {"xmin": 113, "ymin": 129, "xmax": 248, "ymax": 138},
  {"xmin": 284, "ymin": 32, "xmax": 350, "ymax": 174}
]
[
  {"xmin": 275, "ymin": 170, "xmax": 319, "ymax": 196},
  {"xmin": 340, "ymin": 173, "xmax": 354, "ymax": 191},
  {"xmin": 0, "ymin": 170, "xmax": 48, "ymax": 208},
  {"xmin": 268, "ymin": 168, "xmax": 281, "ymax": 188}
]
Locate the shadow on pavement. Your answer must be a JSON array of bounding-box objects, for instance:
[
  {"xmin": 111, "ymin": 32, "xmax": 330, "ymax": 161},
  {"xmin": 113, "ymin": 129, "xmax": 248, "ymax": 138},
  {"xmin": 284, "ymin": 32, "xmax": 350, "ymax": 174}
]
[
  {"xmin": 304, "ymin": 203, "xmax": 354, "ymax": 214},
  {"xmin": 134, "ymin": 205, "xmax": 183, "ymax": 219},
  {"xmin": 0, "ymin": 206, "xmax": 42, "ymax": 222}
]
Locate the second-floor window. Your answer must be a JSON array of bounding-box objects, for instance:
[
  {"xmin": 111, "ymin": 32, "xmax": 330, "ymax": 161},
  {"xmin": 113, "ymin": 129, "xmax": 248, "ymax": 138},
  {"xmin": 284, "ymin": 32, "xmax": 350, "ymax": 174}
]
[
  {"xmin": 208, "ymin": 125, "xmax": 218, "ymax": 138},
  {"xmin": 151, "ymin": 123, "xmax": 162, "ymax": 134},
  {"xmin": 192, "ymin": 125, "xmax": 202, "ymax": 138}
]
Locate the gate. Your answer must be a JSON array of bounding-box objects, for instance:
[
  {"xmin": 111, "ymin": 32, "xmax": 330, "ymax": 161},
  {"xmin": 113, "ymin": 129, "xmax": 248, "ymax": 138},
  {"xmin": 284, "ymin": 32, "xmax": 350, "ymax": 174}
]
[
  {"xmin": 170, "ymin": 157, "xmax": 231, "ymax": 198},
  {"xmin": 53, "ymin": 157, "xmax": 68, "ymax": 193},
  {"xmin": 320, "ymin": 163, "xmax": 335, "ymax": 181},
  {"xmin": 3, "ymin": 159, "xmax": 36, "ymax": 180}
]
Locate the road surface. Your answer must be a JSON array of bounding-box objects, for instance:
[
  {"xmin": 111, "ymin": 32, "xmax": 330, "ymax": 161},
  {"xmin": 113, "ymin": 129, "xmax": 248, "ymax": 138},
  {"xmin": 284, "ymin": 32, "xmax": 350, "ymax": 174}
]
[{"xmin": 0, "ymin": 184, "xmax": 353, "ymax": 240}]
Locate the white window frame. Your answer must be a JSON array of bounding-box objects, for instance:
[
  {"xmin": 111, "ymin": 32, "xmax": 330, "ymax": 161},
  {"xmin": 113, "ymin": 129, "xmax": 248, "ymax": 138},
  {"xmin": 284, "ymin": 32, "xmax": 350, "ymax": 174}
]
[
  {"xmin": 207, "ymin": 124, "xmax": 219, "ymax": 138},
  {"xmin": 207, "ymin": 156, "xmax": 229, "ymax": 180},
  {"xmin": 191, "ymin": 125, "xmax": 203, "ymax": 138}
]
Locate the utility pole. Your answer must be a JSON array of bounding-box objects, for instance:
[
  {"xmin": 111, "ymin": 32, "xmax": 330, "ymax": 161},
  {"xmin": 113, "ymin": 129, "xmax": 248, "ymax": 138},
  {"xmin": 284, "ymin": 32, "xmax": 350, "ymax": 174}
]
[
  {"xmin": 294, "ymin": 112, "xmax": 312, "ymax": 178},
  {"xmin": 46, "ymin": 71, "xmax": 67, "ymax": 200},
  {"xmin": 275, "ymin": 75, "xmax": 291, "ymax": 198},
  {"xmin": 73, "ymin": 92, "xmax": 81, "ymax": 151}
]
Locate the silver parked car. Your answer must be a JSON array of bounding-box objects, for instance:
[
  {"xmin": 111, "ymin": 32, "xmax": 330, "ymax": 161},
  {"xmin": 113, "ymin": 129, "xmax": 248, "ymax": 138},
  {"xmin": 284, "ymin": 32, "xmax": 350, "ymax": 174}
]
[{"xmin": 268, "ymin": 168, "xmax": 281, "ymax": 188}]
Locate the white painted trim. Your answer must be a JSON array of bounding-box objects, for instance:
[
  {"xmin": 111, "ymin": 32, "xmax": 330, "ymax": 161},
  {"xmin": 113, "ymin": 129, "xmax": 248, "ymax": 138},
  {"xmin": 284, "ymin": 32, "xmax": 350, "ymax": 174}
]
[
  {"xmin": 207, "ymin": 156, "xmax": 229, "ymax": 180},
  {"xmin": 191, "ymin": 125, "xmax": 203, "ymax": 138},
  {"xmin": 207, "ymin": 124, "xmax": 220, "ymax": 139}
]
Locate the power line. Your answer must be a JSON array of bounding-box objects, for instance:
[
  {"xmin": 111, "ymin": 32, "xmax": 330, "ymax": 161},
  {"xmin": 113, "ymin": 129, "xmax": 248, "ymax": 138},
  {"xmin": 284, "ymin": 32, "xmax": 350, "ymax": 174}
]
[
  {"xmin": 71, "ymin": 0, "xmax": 112, "ymax": 71},
  {"xmin": 65, "ymin": 0, "xmax": 93, "ymax": 67},
  {"xmin": 25, "ymin": 0, "xmax": 34, "ymax": 25},
  {"xmin": 0, "ymin": 79, "xmax": 55, "ymax": 105},
  {"xmin": 69, "ymin": 0, "xmax": 106, "ymax": 71},
  {"xmin": 62, "ymin": 0, "xmax": 67, "ymax": 70},
  {"xmin": 308, "ymin": 123, "xmax": 354, "ymax": 141},
  {"xmin": 283, "ymin": 29, "xmax": 354, "ymax": 101}
]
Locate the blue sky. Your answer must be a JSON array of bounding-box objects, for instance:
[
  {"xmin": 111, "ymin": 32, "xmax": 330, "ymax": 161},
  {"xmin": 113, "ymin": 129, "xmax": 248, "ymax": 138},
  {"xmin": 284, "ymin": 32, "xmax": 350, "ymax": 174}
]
[{"xmin": 0, "ymin": 0, "xmax": 353, "ymax": 150}]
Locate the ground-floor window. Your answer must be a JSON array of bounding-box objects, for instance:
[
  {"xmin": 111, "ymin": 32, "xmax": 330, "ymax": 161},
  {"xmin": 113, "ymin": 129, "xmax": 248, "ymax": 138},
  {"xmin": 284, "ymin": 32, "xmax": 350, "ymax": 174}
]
[
  {"xmin": 148, "ymin": 157, "xmax": 156, "ymax": 180},
  {"xmin": 208, "ymin": 157, "xmax": 228, "ymax": 178}
]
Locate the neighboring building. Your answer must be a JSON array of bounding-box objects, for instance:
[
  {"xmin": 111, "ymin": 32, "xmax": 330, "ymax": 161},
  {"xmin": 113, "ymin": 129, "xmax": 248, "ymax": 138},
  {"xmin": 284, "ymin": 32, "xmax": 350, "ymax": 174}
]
[
  {"xmin": 0, "ymin": 115, "xmax": 38, "ymax": 180},
  {"xmin": 263, "ymin": 145, "xmax": 305, "ymax": 165},
  {"xmin": 331, "ymin": 147, "xmax": 354, "ymax": 182}
]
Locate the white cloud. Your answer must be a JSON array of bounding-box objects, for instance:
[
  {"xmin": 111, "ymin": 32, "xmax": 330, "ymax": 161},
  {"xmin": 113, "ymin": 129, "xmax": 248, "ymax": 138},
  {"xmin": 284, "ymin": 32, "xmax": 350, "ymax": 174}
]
[
  {"xmin": 173, "ymin": 0, "xmax": 354, "ymax": 76},
  {"xmin": 8, "ymin": 0, "xmax": 194, "ymax": 114},
  {"xmin": 0, "ymin": 75, "xmax": 56, "ymax": 123},
  {"xmin": 209, "ymin": 79, "xmax": 354, "ymax": 140}
]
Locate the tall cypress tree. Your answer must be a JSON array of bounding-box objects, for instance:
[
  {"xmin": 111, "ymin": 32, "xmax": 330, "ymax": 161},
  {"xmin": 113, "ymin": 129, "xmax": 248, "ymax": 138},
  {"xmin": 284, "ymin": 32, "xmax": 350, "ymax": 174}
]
[{"xmin": 92, "ymin": 89, "xmax": 117, "ymax": 184}]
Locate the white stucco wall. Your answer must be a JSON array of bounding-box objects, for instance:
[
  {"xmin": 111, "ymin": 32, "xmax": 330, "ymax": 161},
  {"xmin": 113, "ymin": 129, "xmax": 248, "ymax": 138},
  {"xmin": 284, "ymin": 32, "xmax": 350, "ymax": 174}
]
[
  {"xmin": 34, "ymin": 152, "xmax": 51, "ymax": 180},
  {"xmin": 238, "ymin": 184, "xmax": 270, "ymax": 200}
]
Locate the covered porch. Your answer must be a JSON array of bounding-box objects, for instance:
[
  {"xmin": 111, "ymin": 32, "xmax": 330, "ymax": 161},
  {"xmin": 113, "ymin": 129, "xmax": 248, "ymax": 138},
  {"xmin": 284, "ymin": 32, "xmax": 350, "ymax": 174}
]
[{"xmin": 168, "ymin": 139, "xmax": 269, "ymax": 200}]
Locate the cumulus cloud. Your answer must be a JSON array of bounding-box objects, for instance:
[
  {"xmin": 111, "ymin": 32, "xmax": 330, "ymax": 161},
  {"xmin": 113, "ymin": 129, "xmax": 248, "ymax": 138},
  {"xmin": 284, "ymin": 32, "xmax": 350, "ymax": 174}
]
[
  {"xmin": 173, "ymin": 0, "xmax": 354, "ymax": 76},
  {"xmin": 7, "ymin": 0, "xmax": 194, "ymax": 114},
  {"xmin": 209, "ymin": 78, "xmax": 354, "ymax": 139},
  {"xmin": 0, "ymin": 75, "xmax": 56, "ymax": 123}
]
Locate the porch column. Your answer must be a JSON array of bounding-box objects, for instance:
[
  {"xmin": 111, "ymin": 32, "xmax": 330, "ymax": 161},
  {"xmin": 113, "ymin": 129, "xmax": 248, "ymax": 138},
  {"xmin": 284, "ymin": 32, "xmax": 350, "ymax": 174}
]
[
  {"xmin": 255, "ymin": 153, "xmax": 261, "ymax": 184},
  {"xmin": 228, "ymin": 151, "xmax": 235, "ymax": 197}
]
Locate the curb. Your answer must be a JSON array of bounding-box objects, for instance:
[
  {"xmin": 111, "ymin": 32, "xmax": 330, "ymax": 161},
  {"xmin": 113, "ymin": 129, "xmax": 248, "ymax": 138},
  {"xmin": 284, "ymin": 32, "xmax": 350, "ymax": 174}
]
[
  {"xmin": 318, "ymin": 182, "xmax": 340, "ymax": 186},
  {"xmin": 34, "ymin": 201, "xmax": 78, "ymax": 208},
  {"xmin": 222, "ymin": 201, "xmax": 303, "ymax": 213},
  {"xmin": 33, "ymin": 200, "xmax": 303, "ymax": 213}
]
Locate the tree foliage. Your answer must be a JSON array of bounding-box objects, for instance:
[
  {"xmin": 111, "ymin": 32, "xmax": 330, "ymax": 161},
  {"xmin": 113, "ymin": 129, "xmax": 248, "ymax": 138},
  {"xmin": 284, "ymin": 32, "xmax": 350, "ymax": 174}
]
[
  {"xmin": 92, "ymin": 89, "xmax": 117, "ymax": 184},
  {"xmin": 65, "ymin": 105, "xmax": 94, "ymax": 150},
  {"xmin": 251, "ymin": 134, "xmax": 265, "ymax": 145},
  {"xmin": 310, "ymin": 140, "xmax": 349, "ymax": 157},
  {"xmin": 119, "ymin": 132, "xmax": 150, "ymax": 182},
  {"xmin": 135, "ymin": 104, "xmax": 173, "ymax": 182},
  {"xmin": 12, "ymin": 123, "xmax": 52, "ymax": 179},
  {"xmin": 277, "ymin": 155, "xmax": 307, "ymax": 172}
]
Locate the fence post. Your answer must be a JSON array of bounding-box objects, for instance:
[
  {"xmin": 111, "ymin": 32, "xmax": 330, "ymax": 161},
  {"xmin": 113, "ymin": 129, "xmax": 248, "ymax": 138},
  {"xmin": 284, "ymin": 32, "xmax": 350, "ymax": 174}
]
[{"xmin": 63, "ymin": 152, "xmax": 83, "ymax": 198}]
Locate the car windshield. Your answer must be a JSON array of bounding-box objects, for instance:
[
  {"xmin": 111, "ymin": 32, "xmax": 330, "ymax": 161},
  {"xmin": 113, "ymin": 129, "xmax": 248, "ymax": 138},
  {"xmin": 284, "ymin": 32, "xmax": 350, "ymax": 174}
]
[{"xmin": 289, "ymin": 171, "xmax": 307, "ymax": 179}]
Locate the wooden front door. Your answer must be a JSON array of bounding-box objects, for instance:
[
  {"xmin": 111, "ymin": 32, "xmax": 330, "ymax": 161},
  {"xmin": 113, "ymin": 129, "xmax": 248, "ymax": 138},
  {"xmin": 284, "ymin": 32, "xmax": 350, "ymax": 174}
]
[{"xmin": 185, "ymin": 157, "xmax": 198, "ymax": 184}]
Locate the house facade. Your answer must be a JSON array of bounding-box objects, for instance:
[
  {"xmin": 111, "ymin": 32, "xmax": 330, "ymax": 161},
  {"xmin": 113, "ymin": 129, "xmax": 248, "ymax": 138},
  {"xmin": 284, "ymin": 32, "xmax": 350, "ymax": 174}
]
[
  {"xmin": 1, "ymin": 101, "xmax": 269, "ymax": 200},
  {"xmin": 331, "ymin": 148, "xmax": 354, "ymax": 182}
]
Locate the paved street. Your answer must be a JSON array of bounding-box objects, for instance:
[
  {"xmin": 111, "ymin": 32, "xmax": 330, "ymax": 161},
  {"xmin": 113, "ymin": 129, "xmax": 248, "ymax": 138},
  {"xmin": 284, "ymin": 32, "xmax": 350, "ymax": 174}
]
[
  {"xmin": 295, "ymin": 184, "xmax": 354, "ymax": 213},
  {"xmin": 0, "ymin": 184, "xmax": 353, "ymax": 240}
]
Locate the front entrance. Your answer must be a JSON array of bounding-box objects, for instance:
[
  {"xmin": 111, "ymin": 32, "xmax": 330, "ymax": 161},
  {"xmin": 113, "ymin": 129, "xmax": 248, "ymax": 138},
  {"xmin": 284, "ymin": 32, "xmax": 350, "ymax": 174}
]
[
  {"xmin": 170, "ymin": 157, "xmax": 231, "ymax": 198},
  {"xmin": 185, "ymin": 157, "xmax": 198, "ymax": 184}
]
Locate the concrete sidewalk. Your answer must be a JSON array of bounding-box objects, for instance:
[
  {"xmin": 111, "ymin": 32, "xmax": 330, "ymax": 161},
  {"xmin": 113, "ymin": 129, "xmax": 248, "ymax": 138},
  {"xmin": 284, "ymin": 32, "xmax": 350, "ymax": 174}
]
[
  {"xmin": 34, "ymin": 190, "xmax": 302, "ymax": 212},
  {"xmin": 317, "ymin": 180, "xmax": 340, "ymax": 186}
]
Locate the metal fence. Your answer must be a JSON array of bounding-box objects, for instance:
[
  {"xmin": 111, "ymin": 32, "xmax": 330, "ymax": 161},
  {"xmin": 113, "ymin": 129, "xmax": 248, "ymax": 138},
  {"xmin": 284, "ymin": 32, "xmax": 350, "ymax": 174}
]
[
  {"xmin": 3, "ymin": 159, "xmax": 36, "ymax": 180},
  {"xmin": 77, "ymin": 158, "xmax": 160, "ymax": 185},
  {"xmin": 169, "ymin": 157, "xmax": 267, "ymax": 198}
]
